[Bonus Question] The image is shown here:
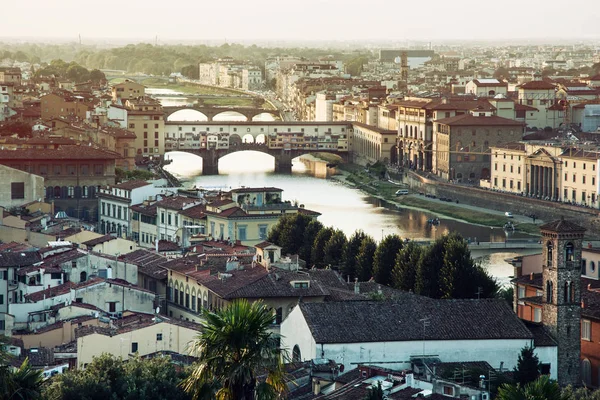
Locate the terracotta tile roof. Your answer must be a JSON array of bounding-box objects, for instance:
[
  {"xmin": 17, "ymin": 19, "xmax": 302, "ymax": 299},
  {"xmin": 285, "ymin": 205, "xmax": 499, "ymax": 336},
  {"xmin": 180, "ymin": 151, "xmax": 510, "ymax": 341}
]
[
  {"xmin": 155, "ymin": 196, "xmax": 201, "ymax": 211},
  {"xmin": 200, "ymin": 267, "xmax": 269, "ymax": 297},
  {"xmin": 158, "ymin": 240, "xmax": 180, "ymax": 252},
  {"xmin": 130, "ymin": 202, "xmax": 157, "ymax": 216},
  {"xmin": 26, "ymin": 281, "xmax": 77, "ymax": 302},
  {"xmin": 16, "ymin": 264, "xmax": 61, "ymax": 276},
  {"xmin": 82, "ymin": 234, "xmax": 115, "ymax": 247},
  {"xmin": 119, "ymin": 249, "xmax": 168, "ymax": 279},
  {"xmin": 539, "ymin": 218, "xmax": 586, "ymax": 233},
  {"xmin": 255, "ymin": 241, "xmax": 278, "ymax": 249},
  {"xmin": 0, "ymin": 145, "xmax": 121, "ymax": 160},
  {"xmin": 430, "ymin": 99, "xmax": 495, "ymax": 111},
  {"xmin": 113, "ymin": 180, "xmax": 149, "ymax": 190},
  {"xmin": 0, "ymin": 251, "xmax": 42, "ymax": 268},
  {"xmin": 224, "ymin": 270, "xmax": 332, "ymax": 300},
  {"xmin": 435, "ymin": 114, "xmax": 524, "ymax": 127},
  {"xmin": 0, "ymin": 242, "xmax": 33, "ymax": 252},
  {"xmin": 351, "ymin": 122, "xmax": 396, "ymax": 134},
  {"xmin": 26, "ymin": 277, "xmax": 154, "ymax": 302},
  {"xmin": 179, "ymin": 204, "xmax": 206, "ymax": 219},
  {"xmin": 299, "ymin": 298, "xmax": 534, "ymax": 343},
  {"xmin": 207, "ymin": 197, "xmax": 235, "ymax": 207},
  {"xmin": 297, "ymin": 208, "xmax": 322, "ymax": 217},
  {"xmin": 518, "ymin": 81, "xmax": 556, "ymax": 90},
  {"xmin": 512, "ymin": 272, "xmax": 543, "ymax": 288},
  {"xmin": 524, "ymin": 322, "xmax": 557, "ymax": 347}
]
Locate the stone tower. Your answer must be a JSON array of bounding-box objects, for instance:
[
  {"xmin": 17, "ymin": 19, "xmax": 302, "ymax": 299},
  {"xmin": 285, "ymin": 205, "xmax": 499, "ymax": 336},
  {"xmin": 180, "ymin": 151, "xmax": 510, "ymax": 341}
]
[{"xmin": 540, "ymin": 218, "xmax": 585, "ymax": 386}]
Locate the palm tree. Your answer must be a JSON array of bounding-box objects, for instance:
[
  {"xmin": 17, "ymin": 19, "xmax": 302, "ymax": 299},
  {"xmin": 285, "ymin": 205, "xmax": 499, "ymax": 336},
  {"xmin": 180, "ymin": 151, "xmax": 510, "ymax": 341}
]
[
  {"xmin": 182, "ymin": 299, "xmax": 287, "ymax": 400},
  {"xmin": 496, "ymin": 375, "xmax": 567, "ymax": 400},
  {"xmin": 8, "ymin": 358, "xmax": 44, "ymax": 400}
]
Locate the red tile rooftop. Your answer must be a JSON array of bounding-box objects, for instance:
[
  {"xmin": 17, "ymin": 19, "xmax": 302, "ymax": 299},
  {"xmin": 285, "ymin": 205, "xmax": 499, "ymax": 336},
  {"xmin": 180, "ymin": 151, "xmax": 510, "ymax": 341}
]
[
  {"xmin": 112, "ymin": 180, "xmax": 150, "ymax": 190},
  {"xmin": 435, "ymin": 114, "xmax": 525, "ymax": 126},
  {"xmin": 0, "ymin": 145, "xmax": 121, "ymax": 160},
  {"xmin": 518, "ymin": 81, "xmax": 556, "ymax": 90}
]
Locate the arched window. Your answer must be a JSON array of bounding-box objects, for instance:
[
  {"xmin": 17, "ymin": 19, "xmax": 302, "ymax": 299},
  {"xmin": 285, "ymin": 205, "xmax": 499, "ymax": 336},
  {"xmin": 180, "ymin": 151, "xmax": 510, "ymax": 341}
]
[
  {"xmin": 80, "ymin": 271, "xmax": 87, "ymax": 283},
  {"xmin": 582, "ymin": 359, "xmax": 592, "ymax": 386},
  {"xmin": 592, "ymin": 261, "xmax": 596, "ymax": 273},
  {"xmin": 174, "ymin": 283, "xmax": 179, "ymax": 305},
  {"xmin": 566, "ymin": 242, "xmax": 575, "ymax": 262},
  {"xmin": 547, "ymin": 242, "xmax": 554, "ymax": 267},
  {"xmin": 292, "ymin": 345, "xmax": 302, "ymax": 363}
]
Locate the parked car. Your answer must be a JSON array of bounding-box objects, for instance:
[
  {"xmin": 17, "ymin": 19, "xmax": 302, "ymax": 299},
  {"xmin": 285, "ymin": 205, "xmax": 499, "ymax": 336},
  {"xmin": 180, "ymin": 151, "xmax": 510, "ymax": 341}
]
[
  {"xmin": 505, "ymin": 212, "xmax": 513, "ymax": 218},
  {"xmin": 395, "ymin": 189, "xmax": 409, "ymax": 196}
]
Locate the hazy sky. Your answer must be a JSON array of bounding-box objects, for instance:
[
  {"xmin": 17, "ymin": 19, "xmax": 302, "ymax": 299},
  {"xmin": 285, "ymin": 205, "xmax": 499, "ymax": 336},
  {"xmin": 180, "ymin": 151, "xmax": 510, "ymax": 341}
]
[{"xmin": 4, "ymin": 0, "xmax": 600, "ymax": 43}]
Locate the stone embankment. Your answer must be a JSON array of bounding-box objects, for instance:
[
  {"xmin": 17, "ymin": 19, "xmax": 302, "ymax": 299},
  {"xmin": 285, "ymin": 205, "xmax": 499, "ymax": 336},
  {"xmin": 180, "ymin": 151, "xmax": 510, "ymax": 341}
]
[{"xmin": 404, "ymin": 171, "xmax": 600, "ymax": 238}]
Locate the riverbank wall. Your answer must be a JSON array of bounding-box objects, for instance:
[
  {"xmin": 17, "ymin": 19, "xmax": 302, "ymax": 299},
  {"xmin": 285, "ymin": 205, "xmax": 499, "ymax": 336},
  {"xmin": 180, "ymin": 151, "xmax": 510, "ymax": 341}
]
[{"xmin": 404, "ymin": 171, "xmax": 600, "ymax": 237}]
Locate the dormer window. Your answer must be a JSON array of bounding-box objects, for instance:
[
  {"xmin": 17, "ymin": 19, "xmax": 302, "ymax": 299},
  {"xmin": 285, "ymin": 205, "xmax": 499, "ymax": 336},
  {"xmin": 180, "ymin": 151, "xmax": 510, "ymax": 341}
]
[{"xmin": 292, "ymin": 281, "xmax": 309, "ymax": 289}]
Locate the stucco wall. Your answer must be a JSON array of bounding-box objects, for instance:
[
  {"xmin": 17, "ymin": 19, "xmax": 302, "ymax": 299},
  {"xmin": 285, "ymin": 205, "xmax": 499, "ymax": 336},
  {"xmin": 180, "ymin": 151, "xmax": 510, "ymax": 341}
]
[
  {"xmin": 282, "ymin": 306, "xmax": 558, "ymax": 380},
  {"xmin": 76, "ymin": 321, "xmax": 199, "ymax": 368},
  {"xmin": 0, "ymin": 165, "xmax": 44, "ymax": 208},
  {"xmin": 280, "ymin": 305, "xmax": 317, "ymax": 362}
]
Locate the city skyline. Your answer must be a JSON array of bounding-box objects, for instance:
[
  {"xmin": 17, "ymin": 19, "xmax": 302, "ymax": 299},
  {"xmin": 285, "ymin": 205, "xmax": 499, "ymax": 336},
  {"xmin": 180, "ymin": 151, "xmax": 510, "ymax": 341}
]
[{"xmin": 4, "ymin": 0, "xmax": 600, "ymax": 43}]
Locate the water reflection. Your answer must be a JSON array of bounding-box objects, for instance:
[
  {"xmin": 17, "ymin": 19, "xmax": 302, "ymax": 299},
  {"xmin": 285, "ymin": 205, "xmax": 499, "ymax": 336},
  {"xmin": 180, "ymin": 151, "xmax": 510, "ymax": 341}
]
[{"xmin": 164, "ymin": 152, "xmax": 518, "ymax": 243}]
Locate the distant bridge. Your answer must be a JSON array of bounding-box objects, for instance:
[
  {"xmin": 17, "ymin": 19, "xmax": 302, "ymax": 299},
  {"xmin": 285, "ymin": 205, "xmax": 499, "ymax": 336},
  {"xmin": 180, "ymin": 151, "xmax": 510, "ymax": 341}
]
[
  {"xmin": 468, "ymin": 241, "xmax": 542, "ymax": 251},
  {"xmin": 169, "ymin": 144, "xmax": 348, "ymax": 175},
  {"xmin": 104, "ymin": 74, "xmax": 170, "ymax": 84},
  {"xmin": 163, "ymin": 106, "xmax": 281, "ymax": 122}
]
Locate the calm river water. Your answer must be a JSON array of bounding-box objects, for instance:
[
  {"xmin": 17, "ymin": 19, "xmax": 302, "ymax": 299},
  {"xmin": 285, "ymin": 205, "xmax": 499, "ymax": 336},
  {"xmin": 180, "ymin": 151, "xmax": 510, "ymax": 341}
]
[{"xmin": 155, "ymin": 87, "xmax": 530, "ymax": 286}]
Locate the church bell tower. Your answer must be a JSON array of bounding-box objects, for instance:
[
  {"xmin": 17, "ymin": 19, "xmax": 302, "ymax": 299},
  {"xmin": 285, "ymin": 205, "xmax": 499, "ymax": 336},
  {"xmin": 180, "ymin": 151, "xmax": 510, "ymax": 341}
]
[{"xmin": 540, "ymin": 218, "xmax": 585, "ymax": 386}]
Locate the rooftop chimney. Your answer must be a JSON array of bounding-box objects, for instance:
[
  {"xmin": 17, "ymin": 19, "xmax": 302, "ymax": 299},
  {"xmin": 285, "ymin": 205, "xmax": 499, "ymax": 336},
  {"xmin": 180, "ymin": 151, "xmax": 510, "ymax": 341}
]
[
  {"xmin": 530, "ymin": 272, "xmax": 534, "ymax": 280},
  {"xmin": 354, "ymin": 278, "xmax": 359, "ymax": 294}
]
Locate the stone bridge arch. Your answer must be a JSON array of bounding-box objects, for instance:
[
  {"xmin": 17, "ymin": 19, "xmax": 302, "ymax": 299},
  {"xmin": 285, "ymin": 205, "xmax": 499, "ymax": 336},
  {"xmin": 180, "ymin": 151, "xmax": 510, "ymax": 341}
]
[
  {"xmin": 163, "ymin": 106, "xmax": 281, "ymax": 122},
  {"xmin": 166, "ymin": 108, "xmax": 209, "ymax": 121},
  {"xmin": 179, "ymin": 146, "xmax": 347, "ymax": 175}
]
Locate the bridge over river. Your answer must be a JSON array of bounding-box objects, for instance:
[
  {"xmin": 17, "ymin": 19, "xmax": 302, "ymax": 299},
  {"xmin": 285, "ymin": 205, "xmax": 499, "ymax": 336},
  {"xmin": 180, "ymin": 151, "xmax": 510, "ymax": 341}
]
[
  {"xmin": 163, "ymin": 105, "xmax": 281, "ymax": 121},
  {"xmin": 173, "ymin": 143, "xmax": 347, "ymax": 175}
]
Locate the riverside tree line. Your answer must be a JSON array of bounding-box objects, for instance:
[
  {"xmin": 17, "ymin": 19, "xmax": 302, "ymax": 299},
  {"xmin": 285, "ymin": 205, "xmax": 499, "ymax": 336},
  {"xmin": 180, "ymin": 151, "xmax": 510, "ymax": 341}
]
[{"xmin": 268, "ymin": 214, "xmax": 498, "ymax": 299}]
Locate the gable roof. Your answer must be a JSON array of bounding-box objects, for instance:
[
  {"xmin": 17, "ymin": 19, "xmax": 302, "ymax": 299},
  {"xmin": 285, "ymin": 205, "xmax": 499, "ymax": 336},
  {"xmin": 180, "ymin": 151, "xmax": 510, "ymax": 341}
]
[
  {"xmin": 224, "ymin": 270, "xmax": 331, "ymax": 300},
  {"xmin": 0, "ymin": 251, "xmax": 42, "ymax": 268},
  {"xmin": 298, "ymin": 298, "xmax": 533, "ymax": 344},
  {"xmin": 518, "ymin": 81, "xmax": 556, "ymax": 90}
]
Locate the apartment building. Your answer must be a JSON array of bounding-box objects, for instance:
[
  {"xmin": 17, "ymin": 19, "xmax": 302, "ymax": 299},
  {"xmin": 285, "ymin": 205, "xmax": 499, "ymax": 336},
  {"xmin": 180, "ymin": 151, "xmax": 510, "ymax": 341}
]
[
  {"xmin": 40, "ymin": 91, "xmax": 92, "ymax": 121},
  {"xmin": 0, "ymin": 144, "xmax": 120, "ymax": 221},
  {"xmin": 76, "ymin": 314, "xmax": 200, "ymax": 368},
  {"xmin": 111, "ymin": 80, "xmax": 145, "ymax": 102},
  {"xmin": 433, "ymin": 113, "xmax": 524, "ymax": 181},
  {"xmin": 465, "ymin": 79, "xmax": 508, "ymax": 97},
  {"xmin": 0, "ymin": 67, "xmax": 22, "ymax": 85},
  {"xmin": 123, "ymin": 97, "xmax": 165, "ymax": 158},
  {"xmin": 352, "ymin": 122, "xmax": 397, "ymax": 165}
]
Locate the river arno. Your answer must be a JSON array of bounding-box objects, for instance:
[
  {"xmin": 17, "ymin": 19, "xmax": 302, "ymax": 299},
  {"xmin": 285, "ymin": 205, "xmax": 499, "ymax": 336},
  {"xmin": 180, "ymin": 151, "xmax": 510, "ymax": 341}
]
[{"xmin": 163, "ymin": 150, "xmax": 534, "ymax": 286}]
